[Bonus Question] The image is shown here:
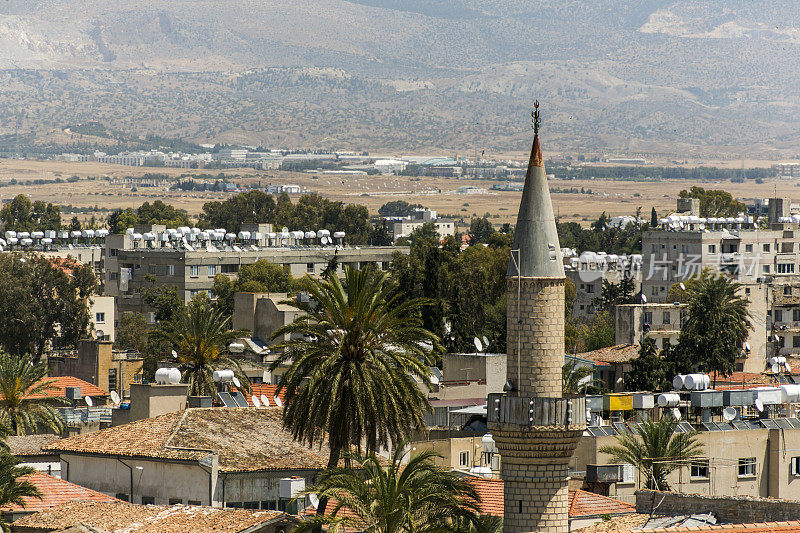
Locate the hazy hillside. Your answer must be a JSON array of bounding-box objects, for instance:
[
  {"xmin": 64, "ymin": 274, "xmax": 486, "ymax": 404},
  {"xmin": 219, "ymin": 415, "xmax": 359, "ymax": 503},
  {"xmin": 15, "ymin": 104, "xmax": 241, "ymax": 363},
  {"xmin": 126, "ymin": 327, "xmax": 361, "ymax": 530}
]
[{"xmin": 0, "ymin": 0, "xmax": 799, "ymax": 156}]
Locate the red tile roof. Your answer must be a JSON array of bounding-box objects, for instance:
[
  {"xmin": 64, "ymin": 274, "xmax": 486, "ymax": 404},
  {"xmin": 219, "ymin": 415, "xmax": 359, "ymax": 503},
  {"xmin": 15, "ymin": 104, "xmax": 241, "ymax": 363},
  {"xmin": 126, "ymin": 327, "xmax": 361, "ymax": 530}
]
[
  {"xmin": 11, "ymin": 500, "xmax": 292, "ymax": 532},
  {"xmin": 44, "ymin": 407, "xmax": 332, "ymax": 472},
  {"xmin": 581, "ymin": 520, "xmax": 800, "ymax": 533},
  {"xmin": 575, "ymin": 344, "xmax": 639, "ymax": 365},
  {"xmin": 464, "ymin": 477, "xmax": 635, "ymax": 518},
  {"xmin": 231, "ymin": 383, "xmax": 287, "ymax": 407},
  {"xmin": 2, "ymin": 376, "xmax": 108, "ymax": 401},
  {"xmin": 0, "ymin": 472, "xmax": 117, "ymax": 513}
]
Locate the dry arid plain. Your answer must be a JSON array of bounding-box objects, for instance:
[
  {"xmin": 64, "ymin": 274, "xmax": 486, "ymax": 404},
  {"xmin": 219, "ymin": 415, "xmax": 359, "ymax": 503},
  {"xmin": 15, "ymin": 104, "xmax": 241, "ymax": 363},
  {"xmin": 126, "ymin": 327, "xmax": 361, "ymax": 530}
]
[{"xmin": 0, "ymin": 158, "xmax": 796, "ymax": 228}]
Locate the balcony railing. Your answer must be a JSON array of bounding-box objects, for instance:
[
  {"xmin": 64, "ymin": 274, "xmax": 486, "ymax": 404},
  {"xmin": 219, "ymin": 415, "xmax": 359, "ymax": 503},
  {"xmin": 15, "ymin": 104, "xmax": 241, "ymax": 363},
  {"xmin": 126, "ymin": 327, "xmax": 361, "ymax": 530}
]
[{"xmin": 487, "ymin": 393, "xmax": 585, "ymax": 428}]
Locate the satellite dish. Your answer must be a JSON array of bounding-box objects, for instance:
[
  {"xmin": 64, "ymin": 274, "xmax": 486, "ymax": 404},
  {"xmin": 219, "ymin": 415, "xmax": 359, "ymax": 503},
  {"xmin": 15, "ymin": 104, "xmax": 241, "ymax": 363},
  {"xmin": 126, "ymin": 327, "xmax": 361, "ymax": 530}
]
[
  {"xmin": 772, "ymin": 364, "xmax": 781, "ymax": 374},
  {"xmin": 261, "ymin": 394, "xmax": 270, "ymax": 407},
  {"xmin": 641, "ymin": 294, "xmax": 647, "ymax": 303},
  {"xmin": 85, "ymin": 396, "xmax": 93, "ymax": 407},
  {"xmin": 171, "ymin": 349, "xmax": 178, "ymax": 359},
  {"xmin": 281, "ymin": 227, "xmax": 289, "ymax": 233},
  {"xmin": 473, "ymin": 337, "xmax": 483, "ymax": 353},
  {"xmin": 679, "ymin": 282, "xmax": 686, "ymax": 291},
  {"xmin": 755, "ymin": 398, "xmax": 764, "ymax": 412},
  {"xmin": 274, "ymin": 396, "xmax": 283, "ymax": 407},
  {"xmin": 482, "ymin": 336, "xmax": 489, "ymax": 347},
  {"xmin": 309, "ymin": 494, "xmax": 320, "ymax": 509},
  {"xmin": 671, "ymin": 408, "xmax": 681, "ymax": 421},
  {"xmin": 110, "ymin": 391, "xmax": 121, "ymax": 406},
  {"xmin": 723, "ymin": 407, "xmax": 737, "ymax": 421},
  {"xmin": 232, "ymin": 376, "xmax": 241, "ymax": 388},
  {"xmin": 252, "ymin": 395, "xmax": 262, "ymax": 408}
]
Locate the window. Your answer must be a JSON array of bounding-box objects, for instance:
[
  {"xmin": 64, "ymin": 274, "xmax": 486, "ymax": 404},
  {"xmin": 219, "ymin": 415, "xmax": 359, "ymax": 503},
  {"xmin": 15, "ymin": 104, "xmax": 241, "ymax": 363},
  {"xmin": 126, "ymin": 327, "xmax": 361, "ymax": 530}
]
[
  {"xmin": 708, "ymin": 244, "xmax": 716, "ymax": 253},
  {"xmin": 620, "ymin": 464, "xmax": 635, "ymax": 484},
  {"xmin": 459, "ymin": 451, "xmax": 469, "ymax": 467},
  {"xmin": 662, "ymin": 312, "xmax": 671, "ymax": 325},
  {"xmin": 786, "ymin": 287, "xmax": 793, "ymax": 296},
  {"xmin": 764, "ymin": 243, "xmax": 771, "ymax": 252},
  {"xmin": 791, "ymin": 457, "xmax": 800, "ymax": 476},
  {"xmin": 227, "ymin": 502, "xmax": 242, "ymax": 509},
  {"xmin": 167, "ymin": 265, "xmax": 175, "ymax": 276},
  {"xmin": 116, "ymin": 493, "xmax": 130, "ymax": 502},
  {"xmin": 643, "ymin": 312, "xmax": 652, "ymax": 325},
  {"xmin": 793, "ymin": 336, "xmax": 800, "ymax": 349},
  {"xmin": 307, "ymin": 263, "xmax": 315, "ymax": 273},
  {"xmin": 169, "ymin": 498, "xmax": 183, "ymax": 505},
  {"xmin": 262, "ymin": 500, "xmax": 277, "ymax": 510},
  {"xmin": 108, "ymin": 369, "xmax": 118, "ymax": 392},
  {"xmin": 141, "ymin": 496, "xmax": 155, "ymax": 505},
  {"xmin": 691, "ymin": 460, "xmax": 709, "ymax": 479},
  {"xmin": 738, "ymin": 457, "xmax": 756, "ymax": 478},
  {"xmin": 188, "ymin": 500, "xmax": 201, "ymax": 506},
  {"xmin": 95, "ymin": 312, "xmax": 105, "ymax": 323},
  {"xmin": 586, "ymin": 284, "xmax": 595, "ymax": 294},
  {"xmin": 208, "ymin": 265, "xmax": 217, "ymax": 276},
  {"xmin": 764, "ymin": 265, "xmax": 771, "ymax": 274},
  {"xmin": 745, "ymin": 287, "xmax": 751, "ymax": 296},
  {"xmin": 794, "ymin": 309, "xmax": 800, "ymax": 322},
  {"xmin": 776, "ymin": 310, "xmax": 784, "ymax": 322},
  {"xmin": 778, "ymin": 263, "xmax": 796, "ymax": 274},
  {"xmin": 243, "ymin": 501, "xmax": 259, "ymax": 509},
  {"xmin": 190, "ymin": 265, "xmax": 199, "ymax": 277},
  {"xmin": 745, "ymin": 244, "xmax": 753, "ymax": 253}
]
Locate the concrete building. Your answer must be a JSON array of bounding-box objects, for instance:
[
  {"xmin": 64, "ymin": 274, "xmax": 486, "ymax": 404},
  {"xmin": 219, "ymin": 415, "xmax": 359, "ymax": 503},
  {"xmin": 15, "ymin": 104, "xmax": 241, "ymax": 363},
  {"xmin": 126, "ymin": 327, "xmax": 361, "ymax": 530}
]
[
  {"xmin": 89, "ymin": 296, "xmax": 115, "ymax": 342},
  {"xmin": 390, "ymin": 208, "xmax": 455, "ymax": 241},
  {"xmin": 111, "ymin": 383, "xmax": 189, "ymax": 426},
  {"xmin": 104, "ymin": 226, "xmax": 403, "ymax": 316},
  {"xmin": 564, "ymin": 251, "xmax": 642, "ymax": 320},
  {"xmin": 47, "ymin": 340, "xmax": 143, "ymax": 397},
  {"xmin": 488, "ymin": 113, "xmax": 585, "ymax": 533},
  {"xmin": 45, "ymin": 408, "xmax": 332, "ymax": 508}
]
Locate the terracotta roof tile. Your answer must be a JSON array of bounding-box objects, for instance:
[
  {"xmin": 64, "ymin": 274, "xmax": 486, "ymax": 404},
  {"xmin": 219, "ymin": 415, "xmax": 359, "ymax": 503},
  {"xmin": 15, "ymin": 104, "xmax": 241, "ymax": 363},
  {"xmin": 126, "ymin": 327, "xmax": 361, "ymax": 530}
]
[
  {"xmin": 0, "ymin": 472, "xmax": 117, "ymax": 513},
  {"xmin": 575, "ymin": 344, "xmax": 639, "ymax": 365},
  {"xmin": 5, "ymin": 434, "xmax": 61, "ymax": 457},
  {"xmin": 231, "ymin": 383, "xmax": 287, "ymax": 407},
  {"xmin": 11, "ymin": 500, "xmax": 291, "ymax": 532},
  {"xmin": 461, "ymin": 477, "xmax": 635, "ymax": 518},
  {"xmin": 10, "ymin": 376, "xmax": 109, "ymax": 401},
  {"xmin": 44, "ymin": 407, "xmax": 331, "ymax": 472}
]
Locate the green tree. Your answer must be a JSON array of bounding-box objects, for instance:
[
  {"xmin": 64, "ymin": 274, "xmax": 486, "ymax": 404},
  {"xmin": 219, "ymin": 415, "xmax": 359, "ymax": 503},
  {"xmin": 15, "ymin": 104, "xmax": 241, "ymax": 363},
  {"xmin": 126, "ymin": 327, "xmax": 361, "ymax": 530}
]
[
  {"xmin": 296, "ymin": 446, "xmax": 480, "ymax": 533},
  {"xmin": 0, "ymin": 353, "xmax": 65, "ymax": 435},
  {"xmin": 676, "ymin": 273, "xmax": 750, "ymax": 380},
  {"xmin": 68, "ymin": 216, "xmax": 81, "ymax": 232},
  {"xmin": 562, "ymin": 360, "xmax": 605, "ymax": 394},
  {"xmin": 377, "ymin": 201, "xmax": 423, "ymax": 217},
  {"xmin": 107, "ymin": 201, "xmax": 190, "ymax": 234},
  {"xmin": 141, "ymin": 277, "xmax": 184, "ymax": 323},
  {"xmin": 0, "ymin": 254, "xmax": 96, "ymax": 360},
  {"xmin": 581, "ymin": 311, "xmax": 616, "ymax": 352},
  {"xmin": 650, "ymin": 207, "xmax": 658, "ymax": 227},
  {"xmin": 269, "ymin": 267, "xmax": 438, "ymax": 474},
  {"xmin": 0, "ymin": 195, "xmax": 61, "ymax": 232},
  {"xmin": 468, "ymin": 217, "xmax": 494, "ymax": 245},
  {"xmin": 599, "ymin": 416, "xmax": 704, "ymax": 491},
  {"xmin": 151, "ymin": 304, "xmax": 249, "ymax": 397},
  {"xmin": 199, "ymin": 190, "xmax": 277, "ymax": 230},
  {"xmin": 624, "ymin": 338, "xmax": 669, "ymax": 392},
  {"xmin": 0, "ymin": 452, "xmax": 41, "ymax": 532},
  {"xmin": 678, "ymin": 186, "xmax": 746, "ymax": 217}
]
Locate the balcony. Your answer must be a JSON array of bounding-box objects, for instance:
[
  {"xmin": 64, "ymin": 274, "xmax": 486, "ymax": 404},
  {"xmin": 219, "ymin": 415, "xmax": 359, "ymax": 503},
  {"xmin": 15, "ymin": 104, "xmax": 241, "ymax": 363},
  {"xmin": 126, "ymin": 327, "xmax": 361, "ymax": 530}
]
[{"xmin": 487, "ymin": 393, "xmax": 585, "ymax": 429}]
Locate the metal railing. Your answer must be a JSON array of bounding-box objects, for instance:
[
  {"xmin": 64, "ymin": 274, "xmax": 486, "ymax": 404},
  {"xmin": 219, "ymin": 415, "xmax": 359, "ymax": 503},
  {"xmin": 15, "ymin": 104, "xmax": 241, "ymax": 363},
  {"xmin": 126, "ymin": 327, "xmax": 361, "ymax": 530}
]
[{"xmin": 487, "ymin": 393, "xmax": 585, "ymax": 428}]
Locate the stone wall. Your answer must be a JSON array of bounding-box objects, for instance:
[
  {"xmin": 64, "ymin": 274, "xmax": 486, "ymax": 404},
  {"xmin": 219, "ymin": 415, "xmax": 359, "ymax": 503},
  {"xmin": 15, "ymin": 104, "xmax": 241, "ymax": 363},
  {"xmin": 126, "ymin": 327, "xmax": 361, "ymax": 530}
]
[
  {"xmin": 635, "ymin": 490, "xmax": 800, "ymax": 523},
  {"xmin": 506, "ymin": 277, "xmax": 564, "ymax": 398}
]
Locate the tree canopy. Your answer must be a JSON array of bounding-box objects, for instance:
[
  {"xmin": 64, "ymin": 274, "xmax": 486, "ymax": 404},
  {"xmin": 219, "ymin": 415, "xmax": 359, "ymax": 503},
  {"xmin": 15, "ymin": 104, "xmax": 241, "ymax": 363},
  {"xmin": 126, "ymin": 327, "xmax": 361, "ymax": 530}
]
[
  {"xmin": 0, "ymin": 254, "xmax": 96, "ymax": 360},
  {"xmin": 678, "ymin": 186, "xmax": 746, "ymax": 217},
  {"xmin": 377, "ymin": 200, "xmax": 423, "ymax": 218},
  {"xmin": 107, "ymin": 200, "xmax": 190, "ymax": 233},
  {"xmin": 0, "ymin": 195, "xmax": 61, "ymax": 232}
]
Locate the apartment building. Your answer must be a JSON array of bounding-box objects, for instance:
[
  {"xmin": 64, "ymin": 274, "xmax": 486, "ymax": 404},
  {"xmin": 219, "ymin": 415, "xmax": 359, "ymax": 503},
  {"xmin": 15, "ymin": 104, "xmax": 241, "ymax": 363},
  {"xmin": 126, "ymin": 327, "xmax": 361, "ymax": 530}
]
[
  {"xmin": 389, "ymin": 208, "xmax": 455, "ymax": 241},
  {"xmin": 565, "ymin": 251, "xmax": 642, "ymax": 320}
]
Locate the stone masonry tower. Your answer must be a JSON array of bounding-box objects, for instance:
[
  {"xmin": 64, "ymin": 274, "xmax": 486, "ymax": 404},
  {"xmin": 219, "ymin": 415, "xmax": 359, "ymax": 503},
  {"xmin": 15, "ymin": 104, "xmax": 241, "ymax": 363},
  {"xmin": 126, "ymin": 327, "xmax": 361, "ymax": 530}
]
[{"xmin": 488, "ymin": 104, "xmax": 585, "ymax": 533}]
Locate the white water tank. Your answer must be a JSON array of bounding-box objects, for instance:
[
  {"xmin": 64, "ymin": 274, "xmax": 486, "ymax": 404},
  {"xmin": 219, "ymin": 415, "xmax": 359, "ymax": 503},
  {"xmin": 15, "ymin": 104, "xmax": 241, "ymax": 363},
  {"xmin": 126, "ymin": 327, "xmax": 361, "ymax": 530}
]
[
  {"xmin": 684, "ymin": 374, "xmax": 710, "ymax": 391},
  {"xmin": 155, "ymin": 367, "xmax": 181, "ymax": 385},
  {"xmin": 672, "ymin": 374, "xmax": 687, "ymax": 390},
  {"xmin": 657, "ymin": 393, "xmax": 680, "ymax": 408},
  {"xmin": 212, "ymin": 369, "xmax": 235, "ymax": 383}
]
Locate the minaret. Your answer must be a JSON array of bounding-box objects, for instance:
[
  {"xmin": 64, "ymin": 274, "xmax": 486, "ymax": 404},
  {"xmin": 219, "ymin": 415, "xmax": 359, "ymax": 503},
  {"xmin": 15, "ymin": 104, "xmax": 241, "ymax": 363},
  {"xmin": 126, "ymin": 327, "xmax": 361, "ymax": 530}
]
[{"xmin": 488, "ymin": 103, "xmax": 585, "ymax": 533}]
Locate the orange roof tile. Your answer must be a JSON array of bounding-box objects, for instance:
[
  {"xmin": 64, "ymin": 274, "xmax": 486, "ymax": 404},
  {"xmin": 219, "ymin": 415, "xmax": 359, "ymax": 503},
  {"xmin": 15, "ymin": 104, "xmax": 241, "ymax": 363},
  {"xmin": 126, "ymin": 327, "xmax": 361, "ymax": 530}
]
[
  {"xmin": 11, "ymin": 500, "xmax": 292, "ymax": 532},
  {"xmin": 463, "ymin": 477, "xmax": 635, "ymax": 518},
  {"xmin": 575, "ymin": 344, "xmax": 639, "ymax": 365},
  {"xmin": 579, "ymin": 520, "xmax": 800, "ymax": 533},
  {"xmin": 2, "ymin": 376, "xmax": 108, "ymax": 401},
  {"xmin": 0, "ymin": 472, "xmax": 117, "ymax": 513},
  {"xmin": 231, "ymin": 383, "xmax": 287, "ymax": 407},
  {"xmin": 44, "ymin": 407, "xmax": 332, "ymax": 472}
]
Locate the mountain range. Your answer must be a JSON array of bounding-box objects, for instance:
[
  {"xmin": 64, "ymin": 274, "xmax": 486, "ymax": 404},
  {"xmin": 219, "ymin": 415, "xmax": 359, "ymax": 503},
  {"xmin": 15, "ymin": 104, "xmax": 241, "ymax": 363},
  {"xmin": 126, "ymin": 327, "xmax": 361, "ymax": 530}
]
[{"xmin": 1, "ymin": 0, "xmax": 799, "ymax": 157}]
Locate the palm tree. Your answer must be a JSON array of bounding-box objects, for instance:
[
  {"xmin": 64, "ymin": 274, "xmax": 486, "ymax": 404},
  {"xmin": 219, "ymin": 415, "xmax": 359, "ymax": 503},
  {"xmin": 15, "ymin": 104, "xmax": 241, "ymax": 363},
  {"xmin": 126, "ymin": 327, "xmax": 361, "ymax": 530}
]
[
  {"xmin": 151, "ymin": 304, "xmax": 249, "ymax": 397},
  {"xmin": 296, "ymin": 446, "xmax": 480, "ymax": 533},
  {"xmin": 0, "ymin": 352, "xmax": 65, "ymax": 436},
  {"xmin": 562, "ymin": 359, "xmax": 605, "ymax": 395},
  {"xmin": 676, "ymin": 272, "xmax": 750, "ymax": 383},
  {"xmin": 599, "ymin": 416, "xmax": 704, "ymax": 491},
  {"xmin": 0, "ymin": 451, "xmax": 41, "ymax": 532},
  {"xmin": 269, "ymin": 266, "xmax": 438, "ymax": 470}
]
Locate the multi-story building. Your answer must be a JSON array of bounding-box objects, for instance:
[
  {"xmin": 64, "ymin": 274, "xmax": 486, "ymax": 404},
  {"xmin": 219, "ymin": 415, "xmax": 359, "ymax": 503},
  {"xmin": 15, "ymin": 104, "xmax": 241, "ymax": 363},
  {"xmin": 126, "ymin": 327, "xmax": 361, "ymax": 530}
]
[
  {"xmin": 564, "ymin": 251, "xmax": 642, "ymax": 320},
  {"xmin": 104, "ymin": 224, "xmax": 405, "ymax": 316},
  {"xmin": 389, "ymin": 208, "xmax": 455, "ymax": 241}
]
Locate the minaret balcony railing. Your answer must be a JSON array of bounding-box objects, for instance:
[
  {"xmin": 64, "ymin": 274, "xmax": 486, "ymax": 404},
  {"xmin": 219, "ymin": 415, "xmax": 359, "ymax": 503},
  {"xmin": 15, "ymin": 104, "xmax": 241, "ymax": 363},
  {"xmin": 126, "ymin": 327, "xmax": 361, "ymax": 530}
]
[{"xmin": 488, "ymin": 393, "xmax": 586, "ymax": 429}]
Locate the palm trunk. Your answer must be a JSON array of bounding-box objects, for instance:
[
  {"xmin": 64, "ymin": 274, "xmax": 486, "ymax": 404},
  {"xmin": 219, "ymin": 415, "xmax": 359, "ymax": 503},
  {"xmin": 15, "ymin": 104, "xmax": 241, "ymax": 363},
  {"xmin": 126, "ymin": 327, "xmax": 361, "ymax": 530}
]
[{"xmin": 312, "ymin": 444, "xmax": 342, "ymax": 533}]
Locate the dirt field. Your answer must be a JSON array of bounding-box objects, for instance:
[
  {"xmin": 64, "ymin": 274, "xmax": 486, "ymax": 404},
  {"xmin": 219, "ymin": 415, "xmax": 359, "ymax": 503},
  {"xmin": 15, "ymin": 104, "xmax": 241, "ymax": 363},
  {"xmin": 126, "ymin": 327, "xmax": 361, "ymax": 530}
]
[{"xmin": 0, "ymin": 159, "xmax": 797, "ymax": 228}]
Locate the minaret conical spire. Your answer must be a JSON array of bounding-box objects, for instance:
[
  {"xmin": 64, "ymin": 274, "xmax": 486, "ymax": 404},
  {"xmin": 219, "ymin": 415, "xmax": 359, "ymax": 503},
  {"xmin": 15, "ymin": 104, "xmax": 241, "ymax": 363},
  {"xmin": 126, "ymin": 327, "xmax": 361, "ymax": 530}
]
[{"xmin": 507, "ymin": 102, "xmax": 564, "ymax": 278}]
